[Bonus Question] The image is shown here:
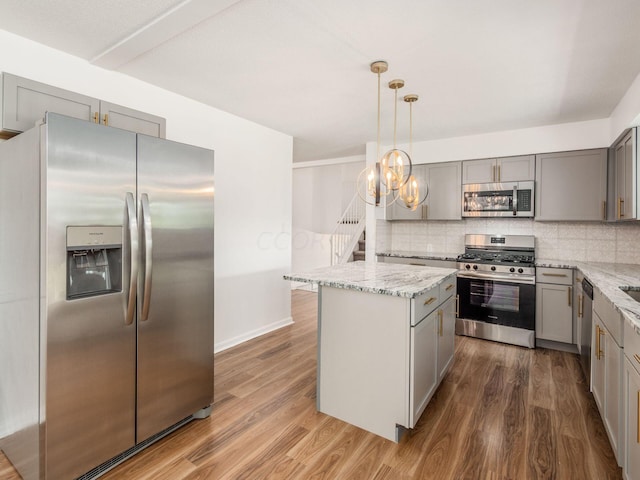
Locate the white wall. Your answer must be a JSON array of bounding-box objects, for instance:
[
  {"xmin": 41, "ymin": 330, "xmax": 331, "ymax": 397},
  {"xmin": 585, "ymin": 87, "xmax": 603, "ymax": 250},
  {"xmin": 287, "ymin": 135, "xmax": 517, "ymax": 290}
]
[
  {"xmin": 291, "ymin": 155, "xmax": 364, "ymax": 276},
  {"xmin": 386, "ymin": 118, "xmax": 611, "ymax": 165},
  {"xmin": 0, "ymin": 29, "xmax": 293, "ymax": 353},
  {"xmin": 610, "ymin": 69, "xmax": 640, "ymax": 141}
]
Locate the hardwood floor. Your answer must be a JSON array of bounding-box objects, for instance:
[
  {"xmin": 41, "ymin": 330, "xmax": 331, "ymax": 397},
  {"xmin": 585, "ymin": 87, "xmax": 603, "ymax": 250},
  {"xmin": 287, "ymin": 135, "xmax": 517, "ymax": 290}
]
[{"xmin": 1, "ymin": 289, "xmax": 622, "ymax": 479}]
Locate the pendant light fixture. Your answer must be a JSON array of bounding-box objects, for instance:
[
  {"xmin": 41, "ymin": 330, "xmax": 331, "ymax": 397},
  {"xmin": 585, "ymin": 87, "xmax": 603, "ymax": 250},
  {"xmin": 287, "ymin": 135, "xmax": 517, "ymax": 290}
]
[
  {"xmin": 357, "ymin": 60, "xmax": 427, "ymax": 210},
  {"xmin": 397, "ymin": 93, "xmax": 428, "ymax": 210}
]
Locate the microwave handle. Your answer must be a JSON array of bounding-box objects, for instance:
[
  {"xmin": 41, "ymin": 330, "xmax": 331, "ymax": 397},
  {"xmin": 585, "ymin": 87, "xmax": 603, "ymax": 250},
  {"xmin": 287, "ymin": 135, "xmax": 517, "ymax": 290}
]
[{"xmin": 513, "ymin": 185, "xmax": 517, "ymax": 216}]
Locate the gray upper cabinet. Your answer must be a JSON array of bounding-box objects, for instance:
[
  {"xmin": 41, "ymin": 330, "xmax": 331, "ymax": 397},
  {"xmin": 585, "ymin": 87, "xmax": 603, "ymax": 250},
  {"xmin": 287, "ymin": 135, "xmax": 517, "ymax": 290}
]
[
  {"xmin": 99, "ymin": 101, "xmax": 166, "ymax": 138},
  {"xmin": 462, "ymin": 155, "xmax": 535, "ymax": 183},
  {"xmin": 425, "ymin": 161, "xmax": 461, "ymax": 220},
  {"xmin": 386, "ymin": 161, "xmax": 461, "ymax": 221},
  {"xmin": 1, "ymin": 72, "xmax": 99, "ymax": 136},
  {"xmin": 612, "ymin": 128, "xmax": 637, "ymax": 221},
  {"xmin": 1, "ymin": 72, "xmax": 166, "ymax": 138},
  {"xmin": 535, "ymin": 149, "xmax": 607, "ymax": 221},
  {"xmin": 462, "ymin": 158, "xmax": 496, "ymax": 183}
]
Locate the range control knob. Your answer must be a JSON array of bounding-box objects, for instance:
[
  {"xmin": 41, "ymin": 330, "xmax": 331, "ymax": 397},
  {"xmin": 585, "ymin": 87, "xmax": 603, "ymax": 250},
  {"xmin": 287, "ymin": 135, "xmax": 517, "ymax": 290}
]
[
  {"xmin": 491, "ymin": 266, "xmax": 496, "ymax": 271},
  {"xmin": 510, "ymin": 267, "xmax": 515, "ymax": 273},
  {"xmin": 518, "ymin": 268, "xmax": 524, "ymax": 273},
  {"xmin": 465, "ymin": 264, "xmax": 471, "ymax": 270},
  {"xmin": 473, "ymin": 265, "xmax": 478, "ymax": 270}
]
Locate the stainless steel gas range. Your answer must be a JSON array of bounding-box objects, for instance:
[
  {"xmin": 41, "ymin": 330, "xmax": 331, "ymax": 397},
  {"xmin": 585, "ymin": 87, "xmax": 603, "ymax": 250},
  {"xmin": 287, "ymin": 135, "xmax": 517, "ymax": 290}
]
[{"xmin": 455, "ymin": 234, "xmax": 536, "ymax": 348}]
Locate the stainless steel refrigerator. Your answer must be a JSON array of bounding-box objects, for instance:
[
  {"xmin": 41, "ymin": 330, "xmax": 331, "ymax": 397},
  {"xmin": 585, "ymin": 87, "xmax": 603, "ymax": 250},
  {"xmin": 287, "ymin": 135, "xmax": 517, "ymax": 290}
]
[{"xmin": 0, "ymin": 113, "xmax": 214, "ymax": 480}]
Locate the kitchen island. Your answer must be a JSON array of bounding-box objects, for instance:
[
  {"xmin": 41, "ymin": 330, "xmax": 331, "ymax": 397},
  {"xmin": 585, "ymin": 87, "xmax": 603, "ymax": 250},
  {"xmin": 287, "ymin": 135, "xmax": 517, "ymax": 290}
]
[{"xmin": 284, "ymin": 262, "xmax": 457, "ymax": 442}]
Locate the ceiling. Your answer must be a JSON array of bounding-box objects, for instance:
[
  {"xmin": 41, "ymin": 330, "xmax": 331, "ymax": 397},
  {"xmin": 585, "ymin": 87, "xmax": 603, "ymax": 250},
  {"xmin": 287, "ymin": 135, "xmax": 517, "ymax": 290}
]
[{"xmin": 1, "ymin": 0, "xmax": 640, "ymax": 162}]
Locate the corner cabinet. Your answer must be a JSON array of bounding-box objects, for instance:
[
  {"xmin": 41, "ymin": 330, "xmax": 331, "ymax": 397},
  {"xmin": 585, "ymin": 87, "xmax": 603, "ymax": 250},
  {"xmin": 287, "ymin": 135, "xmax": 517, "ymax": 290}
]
[
  {"xmin": 612, "ymin": 128, "xmax": 637, "ymax": 221},
  {"xmin": 386, "ymin": 161, "xmax": 461, "ymax": 221},
  {"xmin": 462, "ymin": 155, "xmax": 535, "ymax": 183},
  {"xmin": 1, "ymin": 72, "xmax": 166, "ymax": 138},
  {"xmin": 535, "ymin": 149, "xmax": 607, "ymax": 221},
  {"xmin": 317, "ymin": 273, "xmax": 456, "ymax": 442}
]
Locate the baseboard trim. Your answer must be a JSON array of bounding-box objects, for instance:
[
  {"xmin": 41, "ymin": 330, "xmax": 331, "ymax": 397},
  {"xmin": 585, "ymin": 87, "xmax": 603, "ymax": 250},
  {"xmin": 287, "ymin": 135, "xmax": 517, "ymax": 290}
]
[{"xmin": 214, "ymin": 317, "xmax": 294, "ymax": 353}]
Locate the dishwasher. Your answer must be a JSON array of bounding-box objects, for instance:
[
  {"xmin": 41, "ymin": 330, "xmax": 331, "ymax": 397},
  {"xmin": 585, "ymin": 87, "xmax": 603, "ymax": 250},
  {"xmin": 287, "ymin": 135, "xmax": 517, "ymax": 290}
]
[{"xmin": 580, "ymin": 278, "xmax": 593, "ymax": 387}]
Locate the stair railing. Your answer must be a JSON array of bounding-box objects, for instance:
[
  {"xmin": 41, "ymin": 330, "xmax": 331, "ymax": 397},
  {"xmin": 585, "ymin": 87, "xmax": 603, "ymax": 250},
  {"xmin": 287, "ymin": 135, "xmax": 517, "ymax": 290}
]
[{"xmin": 329, "ymin": 193, "xmax": 366, "ymax": 265}]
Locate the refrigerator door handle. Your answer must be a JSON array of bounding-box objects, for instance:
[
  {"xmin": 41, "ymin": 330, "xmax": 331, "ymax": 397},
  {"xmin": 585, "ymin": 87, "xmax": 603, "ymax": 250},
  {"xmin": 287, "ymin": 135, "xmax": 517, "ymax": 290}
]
[
  {"xmin": 141, "ymin": 193, "xmax": 153, "ymax": 321},
  {"xmin": 125, "ymin": 192, "xmax": 139, "ymax": 325}
]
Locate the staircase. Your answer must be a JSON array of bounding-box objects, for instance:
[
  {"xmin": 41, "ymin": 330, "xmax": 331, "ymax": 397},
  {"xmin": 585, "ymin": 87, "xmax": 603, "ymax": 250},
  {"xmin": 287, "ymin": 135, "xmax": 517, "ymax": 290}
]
[
  {"xmin": 352, "ymin": 231, "xmax": 366, "ymax": 262},
  {"xmin": 330, "ymin": 193, "xmax": 366, "ymax": 265}
]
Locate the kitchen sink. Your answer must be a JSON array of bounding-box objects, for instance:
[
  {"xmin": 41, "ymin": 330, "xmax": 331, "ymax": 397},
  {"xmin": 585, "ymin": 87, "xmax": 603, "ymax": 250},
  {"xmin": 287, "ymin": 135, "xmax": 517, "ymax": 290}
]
[{"xmin": 620, "ymin": 287, "xmax": 640, "ymax": 302}]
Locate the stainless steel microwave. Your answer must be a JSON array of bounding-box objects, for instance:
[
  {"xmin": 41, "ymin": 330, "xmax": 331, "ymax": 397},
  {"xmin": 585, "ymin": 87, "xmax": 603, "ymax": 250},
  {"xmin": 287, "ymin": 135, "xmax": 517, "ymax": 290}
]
[{"xmin": 462, "ymin": 181, "xmax": 534, "ymax": 217}]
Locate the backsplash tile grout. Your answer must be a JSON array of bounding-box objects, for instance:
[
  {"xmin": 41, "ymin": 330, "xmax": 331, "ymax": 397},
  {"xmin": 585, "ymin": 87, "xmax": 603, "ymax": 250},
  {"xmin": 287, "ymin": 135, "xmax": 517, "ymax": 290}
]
[{"xmin": 377, "ymin": 219, "xmax": 640, "ymax": 264}]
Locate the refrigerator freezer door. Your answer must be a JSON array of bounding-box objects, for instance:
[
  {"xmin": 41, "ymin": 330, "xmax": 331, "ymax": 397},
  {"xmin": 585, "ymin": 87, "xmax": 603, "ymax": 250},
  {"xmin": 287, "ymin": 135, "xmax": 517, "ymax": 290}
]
[
  {"xmin": 44, "ymin": 114, "xmax": 137, "ymax": 479},
  {"xmin": 136, "ymin": 135, "xmax": 214, "ymax": 442}
]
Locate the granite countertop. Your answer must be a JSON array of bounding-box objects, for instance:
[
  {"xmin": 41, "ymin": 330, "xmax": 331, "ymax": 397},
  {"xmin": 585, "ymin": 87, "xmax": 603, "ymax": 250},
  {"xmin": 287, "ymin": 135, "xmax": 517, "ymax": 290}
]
[
  {"xmin": 284, "ymin": 261, "xmax": 457, "ymax": 299},
  {"xmin": 376, "ymin": 250, "xmax": 461, "ymax": 262}
]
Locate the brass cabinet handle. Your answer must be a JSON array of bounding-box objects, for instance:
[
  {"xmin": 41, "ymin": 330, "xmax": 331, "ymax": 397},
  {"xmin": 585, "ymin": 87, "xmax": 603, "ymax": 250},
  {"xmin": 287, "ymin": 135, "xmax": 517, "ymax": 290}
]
[
  {"xmin": 93, "ymin": 112, "xmax": 99, "ymax": 123},
  {"xmin": 578, "ymin": 294, "xmax": 583, "ymax": 318},
  {"xmin": 618, "ymin": 197, "xmax": 624, "ymax": 219},
  {"xmin": 455, "ymin": 294, "xmax": 459, "ymax": 317},
  {"xmin": 103, "ymin": 113, "xmax": 109, "ymax": 126},
  {"xmin": 492, "ymin": 165, "xmax": 496, "ymax": 182},
  {"xmin": 422, "ymin": 204, "xmax": 428, "ymax": 220},
  {"xmin": 424, "ymin": 297, "xmax": 436, "ymax": 305},
  {"xmin": 596, "ymin": 325, "xmax": 605, "ymax": 360},
  {"xmin": 445, "ymin": 283, "xmax": 454, "ymax": 291},
  {"xmin": 602, "ymin": 201, "xmax": 606, "ymax": 221},
  {"xmin": 634, "ymin": 353, "xmax": 640, "ymax": 365},
  {"xmin": 497, "ymin": 164, "xmax": 501, "ymax": 182},
  {"xmin": 568, "ymin": 286, "xmax": 572, "ymax": 307},
  {"xmin": 438, "ymin": 309, "xmax": 443, "ymax": 336},
  {"xmin": 576, "ymin": 276, "xmax": 583, "ymax": 283}
]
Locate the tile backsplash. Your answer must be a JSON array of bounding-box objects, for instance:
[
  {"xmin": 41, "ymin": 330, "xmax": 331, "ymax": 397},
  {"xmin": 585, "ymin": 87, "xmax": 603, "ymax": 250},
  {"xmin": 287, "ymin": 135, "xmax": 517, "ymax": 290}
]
[{"xmin": 377, "ymin": 219, "xmax": 640, "ymax": 264}]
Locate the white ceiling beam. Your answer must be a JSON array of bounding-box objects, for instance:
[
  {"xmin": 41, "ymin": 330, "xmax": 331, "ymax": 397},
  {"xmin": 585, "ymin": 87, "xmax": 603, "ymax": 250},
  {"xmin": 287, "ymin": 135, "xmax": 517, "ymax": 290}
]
[{"xmin": 91, "ymin": 0, "xmax": 242, "ymax": 70}]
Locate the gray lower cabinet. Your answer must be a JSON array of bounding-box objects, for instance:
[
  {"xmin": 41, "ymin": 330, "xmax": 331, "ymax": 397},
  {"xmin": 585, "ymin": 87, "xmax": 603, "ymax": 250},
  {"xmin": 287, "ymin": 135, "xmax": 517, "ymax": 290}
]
[
  {"xmin": 1, "ymin": 72, "xmax": 166, "ymax": 138},
  {"xmin": 535, "ymin": 149, "xmax": 607, "ymax": 221},
  {"xmin": 623, "ymin": 318, "xmax": 640, "ymax": 479},
  {"xmin": 535, "ymin": 267, "xmax": 573, "ymax": 343},
  {"xmin": 386, "ymin": 161, "xmax": 461, "ymax": 221}
]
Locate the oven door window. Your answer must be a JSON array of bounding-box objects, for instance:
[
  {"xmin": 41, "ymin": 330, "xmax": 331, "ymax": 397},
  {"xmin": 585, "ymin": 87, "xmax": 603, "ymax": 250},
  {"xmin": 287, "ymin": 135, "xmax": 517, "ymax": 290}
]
[
  {"xmin": 470, "ymin": 280, "xmax": 519, "ymax": 312},
  {"xmin": 457, "ymin": 276, "xmax": 535, "ymax": 330}
]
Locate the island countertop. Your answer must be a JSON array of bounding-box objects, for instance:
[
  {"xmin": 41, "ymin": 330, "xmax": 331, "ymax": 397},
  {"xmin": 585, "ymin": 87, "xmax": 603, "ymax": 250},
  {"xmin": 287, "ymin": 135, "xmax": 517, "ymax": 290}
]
[{"xmin": 284, "ymin": 261, "xmax": 457, "ymax": 299}]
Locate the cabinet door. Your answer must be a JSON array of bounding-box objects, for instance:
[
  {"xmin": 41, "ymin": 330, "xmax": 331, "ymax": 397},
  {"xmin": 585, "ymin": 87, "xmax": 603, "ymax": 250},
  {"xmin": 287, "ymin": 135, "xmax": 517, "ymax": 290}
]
[
  {"xmin": 99, "ymin": 101, "xmax": 166, "ymax": 138},
  {"xmin": 386, "ymin": 164, "xmax": 427, "ymax": 220},
  {"xmin": 573, "ymin": 273, "xmax": 583, "ymax": 349},
  {"xmin": 535, "ymin": 149, "xmax": 607, "ymax": 221},
  {"xmin": 497, "ymin": 155, "xmax": 535, "ymax": 182},
  {"xmin": 624, "ymin": 357, "xmax": 640, "ymax": 479},
  {"xmin": 1, "ymin": 72, "xmax": 99, "ymax": 134},
  {"xmin": 592, "ymin": 316, "xmax": 605, "ymax": 415},
  {"xmin": 604, "ymin": 331, "xmax": 621, "ymax": 462},
  {"xmin": 425, "ymin": 162, "xmax": 461, "ymax": 220},
  {"xmin": 462, "ymin": 158, "xmax": 496, "ymax": 183},
  {"xmin": 410, "ymin": 310, "xmax": 438, "ymax": 427},
  {"xmin": 614, "ymin": 129, "xmax": 636, "ymax": 221},
  {"xmin": 535, "ymin": 283, "xmax": 573, "ymax": 343},
  {"xmin": 437, "ymin": 295, "xmax": 455, "ymax": 381}
]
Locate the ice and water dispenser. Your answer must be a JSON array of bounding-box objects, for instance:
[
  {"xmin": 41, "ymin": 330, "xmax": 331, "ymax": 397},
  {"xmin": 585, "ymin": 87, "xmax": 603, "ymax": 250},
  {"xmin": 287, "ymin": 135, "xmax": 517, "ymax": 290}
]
[{"xmin": 66, "ymin": 226, "xmax": 123, "ymax": 300}]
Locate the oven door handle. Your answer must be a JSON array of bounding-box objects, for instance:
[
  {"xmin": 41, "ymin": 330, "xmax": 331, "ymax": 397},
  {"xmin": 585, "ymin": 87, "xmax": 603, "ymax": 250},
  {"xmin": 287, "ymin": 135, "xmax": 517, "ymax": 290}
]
[
  {"xmin": 513, "ymin": 185, "xmax": 518, "ymax": 216},
  {"xmin": 457, "ymin": 271, "xmax": 535, "ymax": 285}
]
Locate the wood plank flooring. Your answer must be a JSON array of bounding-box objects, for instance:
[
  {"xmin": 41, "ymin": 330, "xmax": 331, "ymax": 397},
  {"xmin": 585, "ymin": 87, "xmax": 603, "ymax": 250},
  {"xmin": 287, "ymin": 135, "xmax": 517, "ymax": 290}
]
[{"xmin": 1, "ymin": 290, "xmax": 622, "ymax": 479}]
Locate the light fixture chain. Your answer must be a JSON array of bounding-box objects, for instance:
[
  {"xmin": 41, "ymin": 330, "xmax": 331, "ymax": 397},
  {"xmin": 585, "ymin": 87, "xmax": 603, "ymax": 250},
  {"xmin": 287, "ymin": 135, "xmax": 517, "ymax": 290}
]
[
  {"xmin": 393, "ymin": 87, "xmax": 398, "ymax": 148},
  {"xmin": 410, "ymin": 101, "xmax": 413, "ymax": 157},
  {"xmin": 377, "ymin": 71, "xmax": 381, "ymax": 162}
]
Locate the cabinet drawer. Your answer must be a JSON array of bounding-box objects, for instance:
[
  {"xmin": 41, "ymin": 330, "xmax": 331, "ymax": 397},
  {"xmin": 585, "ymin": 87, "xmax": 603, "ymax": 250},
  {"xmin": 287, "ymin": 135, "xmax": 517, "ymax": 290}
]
[
  {"xmin": 594, "ymin": 288, "xmax": 624, "ymax": 347},
  {"xmin": 439, "ymin": 275, "xmax": 456, "ymax": 301},
  {"xmin": 625, "ymin": 319, "xmax": 640, "ymax": 368},
  {"xmin": 412, "ymin": 289, "xmax": 440, "ymax": 326},
  {"xmin": 536, "ymin": 267, "xmax": 573, "ymax": 285}
]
